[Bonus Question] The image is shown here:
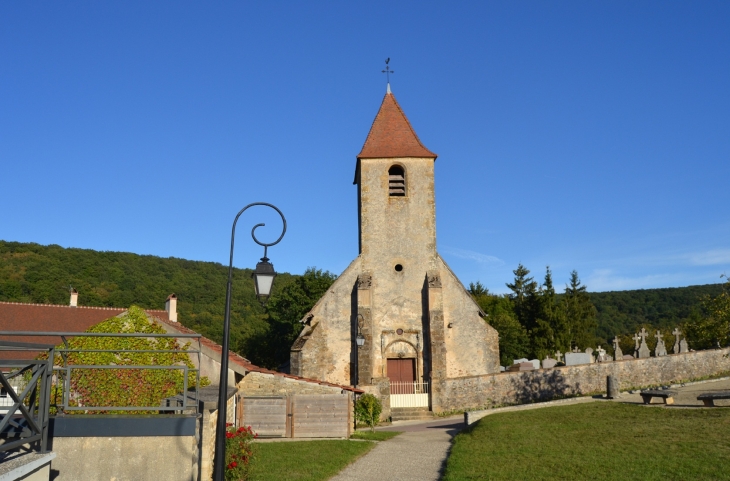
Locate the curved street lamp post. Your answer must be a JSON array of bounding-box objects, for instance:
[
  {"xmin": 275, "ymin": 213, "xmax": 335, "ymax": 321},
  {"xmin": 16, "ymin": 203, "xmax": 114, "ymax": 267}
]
[{"xmin": 213, "ymin": 202, "xmax": 286, "ymax": 481}]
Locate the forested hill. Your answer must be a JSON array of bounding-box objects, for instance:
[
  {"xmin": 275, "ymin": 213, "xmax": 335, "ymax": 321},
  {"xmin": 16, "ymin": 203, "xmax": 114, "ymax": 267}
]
[
  {"xmin": 589, "ymin": 284, "xmax": 723, "ymax": 340},
  {"xmin": 0, "ymin": 240, "xmax": 300, "ymax": 366},
  {"xmin": 0, "ymin": 240, "xmax": 723, "ymax": 365}
]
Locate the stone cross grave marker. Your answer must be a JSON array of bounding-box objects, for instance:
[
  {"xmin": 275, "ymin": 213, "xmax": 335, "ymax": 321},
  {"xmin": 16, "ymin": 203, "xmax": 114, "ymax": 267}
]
[
  {"xmin": 638, "ymin": 328, "xmax": 651, "ymax": 358},
  {"xmin": 654, "ymin": 330, "xmax": 667, "ymax": 357},
  {"xmin": 555, "ymin": 351, "xmax": 563, "ymax": 363},
  {"xmin": 613, "ymin": 336, "xmax": 623, "ymax": 359},
  {"xmin": 632, "ymin": 333, "xmax": 641, "ymax": 358},
  {"xmin": 596, "ymin": 346, "xmax": 607, "ymax": 362},
  {"xmin": 572, "ymin": 346, "xmax": 580, "ymax": 353},
  {"xmin": 672, "ymin": 328, "xmax": 681, "ymax": 354}
]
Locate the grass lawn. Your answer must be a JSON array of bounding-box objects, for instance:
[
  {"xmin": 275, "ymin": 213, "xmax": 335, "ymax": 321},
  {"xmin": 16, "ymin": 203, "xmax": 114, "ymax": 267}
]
[
  {"xmin": 444, "ymin": 402, "xmax": 730, "ymax": 481},
  {"xmin": 250, "ymin": 440, "xmax": 377, "ymax": 481}
]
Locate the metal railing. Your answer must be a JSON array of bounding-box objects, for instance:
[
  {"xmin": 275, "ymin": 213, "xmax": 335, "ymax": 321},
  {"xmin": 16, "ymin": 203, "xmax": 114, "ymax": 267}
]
[
  {"xmin": 0, "ymin": 341, "xmax": 55, "ymax": 453},
  {"xmin": 0, "ymin": 331, "xmax": 203, "ymax": 417},
  {"xmin": 390, "ymin": 381, "xmax": 430, "ymax": 408}
]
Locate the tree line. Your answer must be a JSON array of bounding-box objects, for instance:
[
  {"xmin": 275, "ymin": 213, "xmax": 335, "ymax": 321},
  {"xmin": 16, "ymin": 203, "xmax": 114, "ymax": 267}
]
[{"xmin": 469, "ymin": 265, "xmax": 598, "ymax": 366}]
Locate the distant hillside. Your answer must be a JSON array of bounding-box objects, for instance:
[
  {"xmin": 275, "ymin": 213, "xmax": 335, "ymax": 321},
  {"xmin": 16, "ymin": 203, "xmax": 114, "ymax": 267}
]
[
  {"xmin": 589, "ymin": 284, "xmax": 723, "ymax": 340},
  {"xmin": 0, "ymin": 240, "xmax": 298, "ymax": 366}
]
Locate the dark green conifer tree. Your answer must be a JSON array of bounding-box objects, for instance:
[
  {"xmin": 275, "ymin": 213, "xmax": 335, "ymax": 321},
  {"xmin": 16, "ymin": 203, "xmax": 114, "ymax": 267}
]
[{"xmin": 561, "ymin": 270, "xmax": 598, "ymax": 350}]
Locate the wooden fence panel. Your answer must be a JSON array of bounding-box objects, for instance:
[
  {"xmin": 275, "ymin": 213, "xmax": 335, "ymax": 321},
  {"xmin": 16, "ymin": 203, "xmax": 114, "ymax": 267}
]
[
  {"xmin": 291, "ymin": 394, "xmax": 350, "ymax": 438},
  {"xmin": 240, "ymin": 396, "xmax": 287, "ymax": 437}
]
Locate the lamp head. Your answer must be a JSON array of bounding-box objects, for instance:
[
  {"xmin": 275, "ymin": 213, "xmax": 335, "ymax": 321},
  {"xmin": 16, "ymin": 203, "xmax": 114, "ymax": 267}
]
[{"xmin": 252, "ymin": 257, "xmax": 276, "ymax": 305}]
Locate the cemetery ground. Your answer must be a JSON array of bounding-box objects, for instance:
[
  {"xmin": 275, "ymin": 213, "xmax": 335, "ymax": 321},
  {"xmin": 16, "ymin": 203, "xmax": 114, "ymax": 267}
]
[{"xmin": 444, "ymin": 395, "xmax": 730, "ymax": 480}]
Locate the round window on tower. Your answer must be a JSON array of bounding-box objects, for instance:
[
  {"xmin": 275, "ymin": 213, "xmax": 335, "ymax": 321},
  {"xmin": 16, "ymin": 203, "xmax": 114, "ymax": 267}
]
[{"xmin": 394, "ymin": 264, "xmax": 403, "ymax": 272}]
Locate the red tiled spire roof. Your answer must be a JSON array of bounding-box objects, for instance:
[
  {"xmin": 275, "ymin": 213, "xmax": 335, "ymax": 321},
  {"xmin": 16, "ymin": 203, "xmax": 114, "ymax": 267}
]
[{"xmin": 357, "ymin": 92, "xmax": 437, "ymax": 159}]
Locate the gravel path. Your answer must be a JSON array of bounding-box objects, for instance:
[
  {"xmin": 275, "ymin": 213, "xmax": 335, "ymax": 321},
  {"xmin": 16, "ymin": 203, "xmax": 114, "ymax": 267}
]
[{"xmin": 330, "ymin": 418, "xmax": 463, "ymax": 481}]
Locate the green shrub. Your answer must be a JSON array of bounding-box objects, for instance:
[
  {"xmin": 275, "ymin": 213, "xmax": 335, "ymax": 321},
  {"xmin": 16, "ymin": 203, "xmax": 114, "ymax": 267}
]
[{"xmin": 355, "ymin": 393, "xmax": 382, "ymax": 432}]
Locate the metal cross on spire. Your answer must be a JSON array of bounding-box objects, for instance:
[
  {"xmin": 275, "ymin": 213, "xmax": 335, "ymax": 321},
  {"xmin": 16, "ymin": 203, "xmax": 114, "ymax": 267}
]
[{"xmin": 382, "ymin": 58, "xmax": 394, "ymax": 92}]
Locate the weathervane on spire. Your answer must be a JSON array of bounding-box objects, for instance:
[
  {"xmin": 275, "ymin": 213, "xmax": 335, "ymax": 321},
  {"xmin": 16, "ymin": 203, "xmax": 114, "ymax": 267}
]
[{"xmin": 382, "ymin": 58, "xmax": 394, "ymax": 90}]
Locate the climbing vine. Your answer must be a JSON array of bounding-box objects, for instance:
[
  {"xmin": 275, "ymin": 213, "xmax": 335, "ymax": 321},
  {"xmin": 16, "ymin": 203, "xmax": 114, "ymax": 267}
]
[{"xmin": 49, "ymin": 306, "xmax": 209, "ymax": 414}]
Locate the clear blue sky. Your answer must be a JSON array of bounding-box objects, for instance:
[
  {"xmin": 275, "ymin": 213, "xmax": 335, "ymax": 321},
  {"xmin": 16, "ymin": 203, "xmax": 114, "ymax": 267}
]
[{"xmin": 2, "ymin": 2, "xmax": 729, "ymax": 294}]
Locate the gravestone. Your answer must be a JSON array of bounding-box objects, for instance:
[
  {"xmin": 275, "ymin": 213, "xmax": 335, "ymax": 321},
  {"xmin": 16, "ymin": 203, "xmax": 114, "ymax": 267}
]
[
  {"xmin": 622, "ymin": 354, "xmax": 635, "ymax": 360},
  {"xmin": 555, "ymin": 351, "xmax": 563, "ymax": 363},
  {"xmin": 508, "ymin": 362, "xmax": 535, "ymax": 372},
  {"xmin": 672, "ymin": 328, "xmax": 681, "ymax": 354},
  {"xmin": 679, "ymin": 339, "xmax": 688, "ymax": 353},
  {"xmin": 596, "ymin": 346, "xmax": 607, "ymax": 362},
  {"xmin": 513, "ymin": 358, "xmax": 529, "ymax": 365},
  {"xmin": 632, "ymin": 332, "xmax": 641, "ymax": 357},
  {"xmin": 585, "ymin": 347, "xmax": 595, "ymax": 363},
  {"xmin": 542, "ymin": 358, "xmax": 557, "ymax": 369},
  {"xmin": 564, "ymin": 352, "xmax": 592, "ymax": 366},
  {"xmin": 499, "ymin": 366, "xmax": 506, "ymax": 372},
  {"xmin": 529, "ymin": 359, "xmax": 540, "ymax": 370},
  {"xmin": 638, "ymin": 328, "xmax": 651, "ymax": 358},
  {"xmin": 654, "ymin": 331, "xmax": 667, "ymax": 357},
  {"xmin": 613, "ymin": 336, "xmax": 623, "ymax": 359}
]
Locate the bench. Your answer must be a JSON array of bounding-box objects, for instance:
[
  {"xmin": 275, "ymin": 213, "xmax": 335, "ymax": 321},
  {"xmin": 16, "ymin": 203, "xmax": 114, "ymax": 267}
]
[
  {"xmin": 640, "ymin": 390, "xmax": 676, "ymax": 405},
  {"xmin": 697, "ymin": 391, "xmax": 730, "ymax": 407}
]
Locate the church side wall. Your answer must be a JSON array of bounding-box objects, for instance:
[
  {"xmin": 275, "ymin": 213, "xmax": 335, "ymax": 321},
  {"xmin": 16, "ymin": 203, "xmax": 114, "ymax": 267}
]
[
  {"xmin": 438, "ymin": 256, "xmax": 500, "ymax": 378},
  {"xmin": 437, "ymin": 348, "xmax": 730, "ymax": 412},
  {"xmin": 290, "ymin": 257, "xmax": 361, "ymax": 386}
]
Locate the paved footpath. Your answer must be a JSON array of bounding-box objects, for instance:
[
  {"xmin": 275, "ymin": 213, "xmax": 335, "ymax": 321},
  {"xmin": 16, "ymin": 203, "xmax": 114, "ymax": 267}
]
[{"xmin": 330, "ymin": 417, "xmax": 464, "ymax": 481}]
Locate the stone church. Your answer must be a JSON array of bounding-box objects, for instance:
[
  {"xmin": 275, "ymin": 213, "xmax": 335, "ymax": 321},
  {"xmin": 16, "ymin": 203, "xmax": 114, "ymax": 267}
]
[{"xmin": 290, "ymin": 86, "xmax": 499, "ymax": 414}]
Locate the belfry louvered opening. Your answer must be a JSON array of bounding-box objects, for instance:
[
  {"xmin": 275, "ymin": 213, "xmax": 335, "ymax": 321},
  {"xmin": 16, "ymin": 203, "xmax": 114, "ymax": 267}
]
[{"xmin": 388, "ymin": 165, "xmax": 406, "ymax": 196}]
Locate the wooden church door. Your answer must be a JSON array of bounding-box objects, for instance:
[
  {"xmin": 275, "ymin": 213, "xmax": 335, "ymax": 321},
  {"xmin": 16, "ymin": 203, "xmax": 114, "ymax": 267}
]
[{"xmin": 387, "ymin": 358, "xmax": 415, "ymax": 394}]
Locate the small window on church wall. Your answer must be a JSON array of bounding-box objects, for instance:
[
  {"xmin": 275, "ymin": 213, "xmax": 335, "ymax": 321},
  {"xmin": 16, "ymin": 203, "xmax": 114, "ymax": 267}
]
[{"xmin": 388, "ymin": 165, "xmax": 406, "ymax": 196}]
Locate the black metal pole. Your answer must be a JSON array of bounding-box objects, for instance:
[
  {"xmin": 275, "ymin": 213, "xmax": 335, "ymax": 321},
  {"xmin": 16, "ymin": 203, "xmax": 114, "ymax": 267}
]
[{"xmin": 213, "ymin": 203, "xmax": 286, "ymax": 481}]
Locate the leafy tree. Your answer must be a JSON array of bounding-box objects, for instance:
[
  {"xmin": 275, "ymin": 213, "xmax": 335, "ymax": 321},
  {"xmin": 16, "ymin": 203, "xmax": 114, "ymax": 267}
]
[
  {"xmin": 354, "ymin": 393, "xmax": 382, "ymax": 431},
  {"xmin": 242, "ymin": 267, "xmax": 337, "ymax": 368},
  {"xmin": 684, "ymin": 275, "xmax": 730, "ymax": 349},
  {"xmin": 561, "ymin": 270, "xmax": 598, "ymax": 350}
]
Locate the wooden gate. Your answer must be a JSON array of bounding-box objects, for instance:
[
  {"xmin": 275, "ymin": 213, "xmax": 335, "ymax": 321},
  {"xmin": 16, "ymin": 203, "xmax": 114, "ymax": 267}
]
[
  {"xmin": 291, "ymin": 394, "xmax": 350, "ymax": 438},
  {"xmin": 238, "ymin": 394, "xmax": 351, "ymax": 438},
  {"xmin": 238, "ymin": 396, "xmax": 287, "ymax": 437}
]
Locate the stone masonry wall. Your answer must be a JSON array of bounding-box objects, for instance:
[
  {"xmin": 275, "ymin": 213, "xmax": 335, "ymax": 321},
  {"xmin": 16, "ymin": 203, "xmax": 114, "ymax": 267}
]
[
  {"xmin": 438, "ymin": 348, "xmax": 730, "ymax": 412},
  {"xmin": 237, "ymin": 371, "xmax": 346, "ymax": 396}
]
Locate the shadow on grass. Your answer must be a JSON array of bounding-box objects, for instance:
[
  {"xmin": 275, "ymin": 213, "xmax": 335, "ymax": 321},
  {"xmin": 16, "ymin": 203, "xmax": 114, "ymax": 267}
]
[{"xmin": 508, "ymin": 369, "xmax": 581, "ymax": 404}]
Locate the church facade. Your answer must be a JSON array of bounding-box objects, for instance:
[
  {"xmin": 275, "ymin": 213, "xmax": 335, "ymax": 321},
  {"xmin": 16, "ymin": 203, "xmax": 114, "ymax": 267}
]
[{"xmin": 290, "ymin": 88, "xmax": 499, "ymax": 414}]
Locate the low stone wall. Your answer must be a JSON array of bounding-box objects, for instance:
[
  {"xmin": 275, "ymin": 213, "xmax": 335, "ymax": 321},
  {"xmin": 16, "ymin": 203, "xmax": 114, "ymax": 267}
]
[
  {"xmin": 237, "ymin": 371, "xmax": 346, "ymax": 396},
  {"xmin": 438, "ymin": 348, "xmax": 730, "ymax": 412},
  {"xmin": 50, "ymin": 435, "xmax": 197, "ymax": 481}
]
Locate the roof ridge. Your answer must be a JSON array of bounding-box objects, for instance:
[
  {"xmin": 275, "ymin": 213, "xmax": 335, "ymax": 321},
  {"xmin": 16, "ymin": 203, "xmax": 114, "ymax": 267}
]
[{"xmin": 0, "ymin": 301, "xmax": 166, "ymax": 313}]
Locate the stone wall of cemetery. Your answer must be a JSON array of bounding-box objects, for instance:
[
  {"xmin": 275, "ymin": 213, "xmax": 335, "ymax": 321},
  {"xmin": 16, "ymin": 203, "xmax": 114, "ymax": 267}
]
[{"xmin": 437, "ymin": 347, "xmax": 730, "ymax": 412}]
